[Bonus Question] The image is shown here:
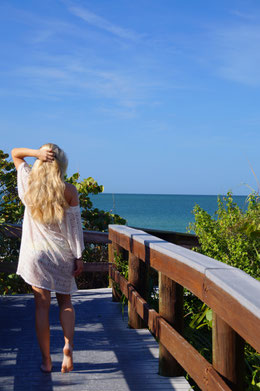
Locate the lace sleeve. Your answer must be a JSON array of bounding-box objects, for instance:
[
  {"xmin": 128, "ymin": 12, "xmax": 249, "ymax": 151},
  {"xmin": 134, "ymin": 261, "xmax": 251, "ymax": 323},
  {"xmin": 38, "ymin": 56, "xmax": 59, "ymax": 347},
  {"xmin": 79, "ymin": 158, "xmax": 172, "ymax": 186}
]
[
  {"xmin": 17, "ymin": 162, "xmax": 31, "ymax": 204},
  {"xmin": 65, "ymin": 206, "xmax": 85, "ymax": 259}
]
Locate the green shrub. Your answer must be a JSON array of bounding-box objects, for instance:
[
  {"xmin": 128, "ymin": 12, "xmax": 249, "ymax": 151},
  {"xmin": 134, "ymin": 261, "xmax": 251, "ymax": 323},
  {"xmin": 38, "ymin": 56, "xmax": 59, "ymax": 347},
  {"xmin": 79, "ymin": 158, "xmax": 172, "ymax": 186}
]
[
  {"xmin": 188, "ymin": 191, "xmax": 260, "ymax": 278},
  {"xmin": 188, "ymin": 191, "xmax": 260, "ymax": 390}
]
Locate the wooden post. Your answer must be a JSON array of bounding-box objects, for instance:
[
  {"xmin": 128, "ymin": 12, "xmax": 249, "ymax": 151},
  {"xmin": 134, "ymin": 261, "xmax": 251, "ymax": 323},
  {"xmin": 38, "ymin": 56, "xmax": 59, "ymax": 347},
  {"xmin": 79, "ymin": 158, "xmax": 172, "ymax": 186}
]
[
  {"xmin": 212, "ymin": 312, "xmax": 245, "ymax": 391},
  {"xmin": 159, "ymin": 272, "xmax": 184, "ymax": 377},
  {"xmin": 128, "ymin": 252, "xmax": 148, "ymax": 329},
  {"xmin": 108, "ymin": 242, "xmax": 125, "ymax": 302}
]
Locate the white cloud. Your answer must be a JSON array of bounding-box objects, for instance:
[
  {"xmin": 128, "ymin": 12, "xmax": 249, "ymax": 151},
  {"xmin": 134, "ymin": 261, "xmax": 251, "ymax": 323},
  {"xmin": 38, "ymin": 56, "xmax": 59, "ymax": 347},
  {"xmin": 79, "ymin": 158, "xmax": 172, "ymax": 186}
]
[
  {"xmin": 213, "ymin": 23, "xmax": 260, "ymax": 86},
  {"xmin": 12, "ymin": 61, "xmax": 152, "ymax": 109},
  {"xmin": 68, "ymin": 6, "xmax": 141, "ymax": 41},
  {"xmin": 230, "ymin": 10, "xmax": 256, "ymax": 20}
]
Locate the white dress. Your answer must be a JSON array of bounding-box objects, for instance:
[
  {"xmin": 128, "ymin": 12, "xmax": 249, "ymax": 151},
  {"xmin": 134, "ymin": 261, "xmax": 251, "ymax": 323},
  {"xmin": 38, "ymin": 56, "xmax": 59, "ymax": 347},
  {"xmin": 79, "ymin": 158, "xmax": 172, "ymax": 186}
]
[{"xmin": 16, "ymin": 162, "xmax": 85, "ymax": 294}]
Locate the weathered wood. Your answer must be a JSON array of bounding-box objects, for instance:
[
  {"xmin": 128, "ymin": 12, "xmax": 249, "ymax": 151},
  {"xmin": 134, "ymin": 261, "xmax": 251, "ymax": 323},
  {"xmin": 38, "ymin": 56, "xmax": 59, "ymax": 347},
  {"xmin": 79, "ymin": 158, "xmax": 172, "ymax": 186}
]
[
  {"xmin": 213, "ymin": 312, "xmax": 245, "ymax": 391},
  {"xmin": 83, "ymin": 262, "xmax": 109, "ymax": 272},
  {"xmin": 0, "ymin": 224, "xmax": 22, "ymax": 239},
  {"xmin": 0, "ymin": 288, "xmax": 192, "ymax": 391},
  {"xmin": 203, "ymin": 269, "xmax": 260, "ymax": 354},
  {"xmin": 130, "ymin": 225, "xmax": 199, "ymax": 249},
  {"xmin": 109, "ymin": 225, "xmax": 260, "ymax": 353},
  {"xmin": 0, "ymin": 261, "xmax": 110, "ymax": 273},
  {"xmin": 0, "ymin": 262, "xmax": 17, "ymax": 273},
  {"xmin": 128, "ymin": 252, "xmax": 147, "ymax": 329},
  {"xmin": 109, "ymin": 265, "xmax": 231, "ymax": 391},
  {"xmin": 109, "ymin": 225, "xmax": 215, "ymax": 299},
  {"xmin": 108, "ymin": 243, "xmax": 114, "ymax": 289},
  {"xmin": 108, "ymin": 242, "xmax": 126, "ymax": 302},
  {"xmin": 159, "ymin": 272, "xmax": 184, "ymax": 377},
  {"xmin": 0, "ymin": 223, "xmax": 111, "ymax": 244}
]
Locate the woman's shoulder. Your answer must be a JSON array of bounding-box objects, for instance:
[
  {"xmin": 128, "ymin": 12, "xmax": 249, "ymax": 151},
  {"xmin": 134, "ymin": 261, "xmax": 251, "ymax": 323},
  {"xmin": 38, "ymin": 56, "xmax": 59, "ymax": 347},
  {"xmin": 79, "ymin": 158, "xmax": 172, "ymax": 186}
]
[{"xmin": 64, "ymin": 182, "xmax": 79, "ymax": 207}]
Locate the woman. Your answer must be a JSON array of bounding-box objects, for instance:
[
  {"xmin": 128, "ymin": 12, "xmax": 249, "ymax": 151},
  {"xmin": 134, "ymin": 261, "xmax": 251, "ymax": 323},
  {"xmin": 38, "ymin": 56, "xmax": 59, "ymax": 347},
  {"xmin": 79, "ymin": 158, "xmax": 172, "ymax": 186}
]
[{"xmin": 12, "ymin": 144, "xmax": 85, "ymax": 374}]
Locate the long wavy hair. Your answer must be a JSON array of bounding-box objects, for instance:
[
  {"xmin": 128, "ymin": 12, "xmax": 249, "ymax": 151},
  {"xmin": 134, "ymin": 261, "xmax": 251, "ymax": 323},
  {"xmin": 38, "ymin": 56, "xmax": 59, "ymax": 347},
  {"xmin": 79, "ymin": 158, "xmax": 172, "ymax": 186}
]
[{"xmin": 24, "ymin": 143, "xmax": 69, "ymax": 224}]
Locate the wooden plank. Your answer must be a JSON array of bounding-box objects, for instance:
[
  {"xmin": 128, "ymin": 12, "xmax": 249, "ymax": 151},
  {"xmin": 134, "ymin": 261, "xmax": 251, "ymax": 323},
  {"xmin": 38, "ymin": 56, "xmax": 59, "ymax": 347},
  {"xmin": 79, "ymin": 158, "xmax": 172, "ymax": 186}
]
[
  {"xmin": 0, "ymin": 288, "xmax": 192, "ymax": 391},
  {"xmin": 213, "ymin": 312, "xmax": 245, "ymax": 391},
  {"xmin": 108, "ymin": 242, "xmax": 126, "ymax": 302},
  {"xmin": 129, "ymin": 225, "xmax": 199, "ymax": 248},
  {"xmin": 128, "ymin": 252, "xmax": 148, "ymax": 329},
  {"xmin": 0, "ymin": 261, "xmax": 109, "ymax": 273},
  {"xmin": 110, "ymin": 265, "xmax": 231, "ymax": 391},
  {"xmin": 109, "ymin": 225, "xmax": 260, "ymax": 353},
  {"xmin": 0, "ymin": 224, "xmax": 22, "ymax": 239},
  {"xmin": 0, "ymin": 262, "xmax": 17, "ymax": 273},
  {"xmin": 0, "ymin": 223, "xmax": 111, "ymax": 244},
  {"xmin": 83, "ymin": 262, "xmax": 109, "ymax": 272},
  {"xmin": 159, "ymin": 273, "xmax": 184, "ymax": 376},
  {"xmin": 204, "ymin": 269, "xmax": 260, "ymax": 353},
  {"xmin": 83, "ymin": 230, "xmax": 110, "ymax": 244},
  {"xmin": 109, "ymin": 226, "xmax": 213, "ymax": 300}
]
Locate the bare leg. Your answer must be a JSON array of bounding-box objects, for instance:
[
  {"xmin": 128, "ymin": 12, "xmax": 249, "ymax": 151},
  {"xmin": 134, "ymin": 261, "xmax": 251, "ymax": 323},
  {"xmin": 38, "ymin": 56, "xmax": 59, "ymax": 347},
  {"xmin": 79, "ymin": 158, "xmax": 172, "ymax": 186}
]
[
  {"xmin": 56, "ymin": 293, "xmax": 75, "ymax": 373},
  {"xmin": 32, "ymin": 286, "xmax": 52, "ymax": 372}
]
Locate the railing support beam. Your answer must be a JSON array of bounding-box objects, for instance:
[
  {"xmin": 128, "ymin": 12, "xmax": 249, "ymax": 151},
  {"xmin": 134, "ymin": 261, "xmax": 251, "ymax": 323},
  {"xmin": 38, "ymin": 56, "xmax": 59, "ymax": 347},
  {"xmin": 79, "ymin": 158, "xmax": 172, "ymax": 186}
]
[
  {"xmin": 213, "ymin": 312, "xmax": 245, "ymax": 391},
  {"xmin": 108, "ymin": 242, "xmax": 125, "ymax": 302},
  {"xmin": 128, "ymin": 252, "xmax": 148, "ymax": 329},
  {"xmin": 159, "ymin": 272, "xmax": 184, "ymax": 377}
]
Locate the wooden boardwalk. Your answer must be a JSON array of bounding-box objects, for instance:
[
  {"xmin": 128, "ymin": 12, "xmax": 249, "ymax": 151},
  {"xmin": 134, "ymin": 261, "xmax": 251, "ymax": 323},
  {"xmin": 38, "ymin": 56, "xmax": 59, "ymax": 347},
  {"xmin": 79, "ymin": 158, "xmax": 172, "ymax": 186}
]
[{"xmin": 0, "ymin": 288, "xmax": 191, "ymax": 391}]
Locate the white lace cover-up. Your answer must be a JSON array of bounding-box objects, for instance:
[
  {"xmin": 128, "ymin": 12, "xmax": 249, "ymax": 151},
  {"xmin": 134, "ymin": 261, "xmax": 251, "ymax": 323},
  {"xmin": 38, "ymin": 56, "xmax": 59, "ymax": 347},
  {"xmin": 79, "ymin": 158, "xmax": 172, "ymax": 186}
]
[{"xmin": 16, "ymin": 162, "xmax": 85, "ymax": 294}]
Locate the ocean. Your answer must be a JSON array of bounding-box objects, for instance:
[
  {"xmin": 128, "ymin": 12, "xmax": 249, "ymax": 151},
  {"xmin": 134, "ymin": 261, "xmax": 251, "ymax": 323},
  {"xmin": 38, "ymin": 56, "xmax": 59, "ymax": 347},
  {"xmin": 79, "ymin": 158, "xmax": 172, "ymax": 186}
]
[{"xmin": 89, "ymin": 193, "xmax": 248, "ymax": 233}]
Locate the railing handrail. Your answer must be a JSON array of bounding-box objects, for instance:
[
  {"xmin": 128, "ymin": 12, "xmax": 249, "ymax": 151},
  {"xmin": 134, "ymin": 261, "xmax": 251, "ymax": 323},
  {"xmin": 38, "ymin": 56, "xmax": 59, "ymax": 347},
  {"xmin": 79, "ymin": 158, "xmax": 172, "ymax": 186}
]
[
  {"xmin": 0, "ymin": 223, "xmax": 110, "ymax": 243},
  {"xmin": 108, "ymin": 224, "xmax": 260, "ymax": 391},
  {"xmin": 0, "ymin": 223, "xmax": 111, "ymax": 273},
  {"xmin": 129, "ymin": 225, "xmax": 199, "ymax": 249},
  {"xmin": 109, "ymin": 224, "xmax": 260, "ymax": 351}
]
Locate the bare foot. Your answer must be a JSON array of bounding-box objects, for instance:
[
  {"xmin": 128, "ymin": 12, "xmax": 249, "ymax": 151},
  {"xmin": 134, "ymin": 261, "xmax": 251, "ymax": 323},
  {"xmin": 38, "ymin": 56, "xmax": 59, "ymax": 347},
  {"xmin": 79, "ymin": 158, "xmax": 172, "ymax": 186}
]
[
  {"xmin": 40, "ymin": 357, "xmax": 52, "ymax": 373},
  {"xmin": 61, "ymin": 343, "xmax": 73, "ymax": 373}
]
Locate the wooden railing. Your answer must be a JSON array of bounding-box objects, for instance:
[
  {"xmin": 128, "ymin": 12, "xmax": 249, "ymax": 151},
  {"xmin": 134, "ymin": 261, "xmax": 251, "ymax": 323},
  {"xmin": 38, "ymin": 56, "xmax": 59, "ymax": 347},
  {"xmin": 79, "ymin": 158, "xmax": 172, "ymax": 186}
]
[
  {"xmin": 108, "ymin": 224, "xmax": 260, "ymax": 391},
  {"xmin": 0, "ymin": 223, "xmax": 110, "ymax": 273},
  {"xmin": 0, "ymin": 223, "xmax": 198, "ymax": 273}
]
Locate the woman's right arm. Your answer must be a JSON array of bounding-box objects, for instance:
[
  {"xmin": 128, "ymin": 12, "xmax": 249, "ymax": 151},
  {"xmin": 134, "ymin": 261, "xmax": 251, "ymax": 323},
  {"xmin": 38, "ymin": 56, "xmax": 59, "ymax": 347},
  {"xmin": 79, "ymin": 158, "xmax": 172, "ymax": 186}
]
[{"xmin": 11, "ymin": 147, "xmax": 54, "ymax": 170}]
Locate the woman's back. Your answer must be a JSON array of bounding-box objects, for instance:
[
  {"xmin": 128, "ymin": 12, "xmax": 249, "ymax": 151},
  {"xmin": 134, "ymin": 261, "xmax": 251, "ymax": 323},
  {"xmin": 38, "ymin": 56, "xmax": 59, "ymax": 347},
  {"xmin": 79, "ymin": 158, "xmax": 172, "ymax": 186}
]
[
  {"xmin": 11, "ymin": 144, "xmax": 85, "ymax": 373},
  {"xmin": 16, "ymin": 159, "xmax": 84, "ymax": 294}
]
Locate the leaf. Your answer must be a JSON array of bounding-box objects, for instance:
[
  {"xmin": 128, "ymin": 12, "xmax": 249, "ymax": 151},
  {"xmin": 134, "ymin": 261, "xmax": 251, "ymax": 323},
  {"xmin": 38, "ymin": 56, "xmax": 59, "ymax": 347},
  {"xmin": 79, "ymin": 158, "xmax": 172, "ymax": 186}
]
[{"xmin": 206, "ymin": 309, "xmax": 212, "ymax": 322}]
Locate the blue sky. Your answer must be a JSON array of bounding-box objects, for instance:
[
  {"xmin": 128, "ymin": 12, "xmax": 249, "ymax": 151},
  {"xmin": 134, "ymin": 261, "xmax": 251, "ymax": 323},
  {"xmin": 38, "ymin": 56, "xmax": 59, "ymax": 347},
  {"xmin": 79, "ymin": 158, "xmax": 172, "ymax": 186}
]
[{"xmin": 0, "ymin": 0, "xmax": 259, "ymax": 195}]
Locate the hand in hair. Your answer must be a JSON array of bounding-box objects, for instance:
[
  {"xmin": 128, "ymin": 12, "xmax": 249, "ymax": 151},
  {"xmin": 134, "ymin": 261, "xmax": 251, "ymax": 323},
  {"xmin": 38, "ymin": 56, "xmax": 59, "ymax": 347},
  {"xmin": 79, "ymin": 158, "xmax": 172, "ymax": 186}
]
[
  {"xmin": 11, "ymin": 147, "xmax": 55, "ymax": 169},
  {"xmin": 73, "ymin": 258, "xmax": 84, "ymax": 277},
  {"xmin": 38, "ymin": 148, "xmax": 55, "ymax": 162}
]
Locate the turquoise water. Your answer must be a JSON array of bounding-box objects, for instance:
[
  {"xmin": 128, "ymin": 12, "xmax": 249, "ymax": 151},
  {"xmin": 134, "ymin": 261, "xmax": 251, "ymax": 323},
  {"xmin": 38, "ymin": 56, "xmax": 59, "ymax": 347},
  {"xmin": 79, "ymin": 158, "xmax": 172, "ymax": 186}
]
[{"xmin": 89, "ymin": 193, "xmax": 247, "ymax": 233}]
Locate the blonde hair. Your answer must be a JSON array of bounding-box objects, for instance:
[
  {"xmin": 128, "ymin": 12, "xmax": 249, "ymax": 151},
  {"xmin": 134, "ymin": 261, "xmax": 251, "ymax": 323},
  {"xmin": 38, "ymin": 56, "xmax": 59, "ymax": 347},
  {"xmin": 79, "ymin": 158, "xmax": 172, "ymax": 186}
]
[{"xmin": 25, "ymin": 143, "xmax": 69, "ymax": 224}]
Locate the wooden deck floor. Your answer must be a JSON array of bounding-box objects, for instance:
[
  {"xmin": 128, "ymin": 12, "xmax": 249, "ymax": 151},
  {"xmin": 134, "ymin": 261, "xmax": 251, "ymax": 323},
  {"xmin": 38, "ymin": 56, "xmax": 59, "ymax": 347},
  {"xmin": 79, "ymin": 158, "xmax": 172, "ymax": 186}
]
[{"xmin": 0, "ymin": 288, "xmax": 191, "ymax": 391}]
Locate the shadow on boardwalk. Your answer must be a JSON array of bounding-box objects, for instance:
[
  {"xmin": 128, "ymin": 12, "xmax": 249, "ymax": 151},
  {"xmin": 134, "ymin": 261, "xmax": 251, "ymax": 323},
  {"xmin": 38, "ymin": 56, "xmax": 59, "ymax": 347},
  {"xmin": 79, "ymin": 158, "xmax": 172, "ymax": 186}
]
[{"xmin": 0, "ymin": 288, "xmax": 191, "ymax": 391}]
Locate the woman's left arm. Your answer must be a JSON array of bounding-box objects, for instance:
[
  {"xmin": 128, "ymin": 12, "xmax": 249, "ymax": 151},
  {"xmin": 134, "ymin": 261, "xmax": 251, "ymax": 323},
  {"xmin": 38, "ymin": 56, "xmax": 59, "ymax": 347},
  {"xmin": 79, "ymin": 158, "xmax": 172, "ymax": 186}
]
[{"xmin": 11, "ymin": 147, "xmax": 54, "ymax": 170}]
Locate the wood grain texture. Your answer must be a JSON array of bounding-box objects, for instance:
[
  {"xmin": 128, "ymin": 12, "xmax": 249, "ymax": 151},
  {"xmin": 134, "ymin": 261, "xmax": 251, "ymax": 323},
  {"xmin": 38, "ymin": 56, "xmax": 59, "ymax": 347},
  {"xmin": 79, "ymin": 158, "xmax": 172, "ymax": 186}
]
[
  {"xmin": 110, "ymin": 265, "xmax": 231, "ymax": 391},
  {"xmin": 129, "ymin": 225, "xmax": 199, "ymax": 248},
  {"xmin": 108, "ymin": 242, "xmax": 126, "ymax": 302},
  {"xmin": 109, "ymin": 225, "xmax": 260, "ymax": 354},
  {"xmin": 0, "ymin": 288, "xmax": 192, "ymax": 391},
  {"xmin": 128, "ymin": 253, "xmax": 148, "ymax": 329},
  {"xmin": 0, "ymin": 223, "xmax": 111, "ymax": 243},
  {"xmin": 0, "ymin": 260, "xmax": 109, "ymax": 273},
  {"xmin": 213, "ymin": 312, "xmax": 245, "ymax": 391},
  {"xmin": 159, "ymin": 272, "xmax": 184, "ymax": 376}
]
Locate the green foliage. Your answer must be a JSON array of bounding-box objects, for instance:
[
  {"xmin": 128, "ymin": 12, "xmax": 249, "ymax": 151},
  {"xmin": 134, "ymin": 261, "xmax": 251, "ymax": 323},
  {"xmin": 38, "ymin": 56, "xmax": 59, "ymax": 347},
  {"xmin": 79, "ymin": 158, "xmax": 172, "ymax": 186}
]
[
  {"xmin": 189, "ymin": 303, "xmax": 212, "ymax": 330},
  {"xmin": 188, "ymin": 191, "xmax": 260, "ymax": 278},
  {"xmin": 114, "ymin": 251, "xmax": 128, "ymax": 280},
  {"xmin": 112, "ymin": 251, "xmax": 128, "ymax": 316},
  {"xmin": 187, "ymin": 191, "xmax": 260, "ymax": 389},
  {"xmin": 0, "ymin": 149, "xmax": 126, "ymax": 294},
  {"xmin": 0, "ymin": 150, "xmax": 24, "ymax": 223},
  {"xmin": 245, "ymin": 345, "xmax": 260, "ymax": 390}
]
